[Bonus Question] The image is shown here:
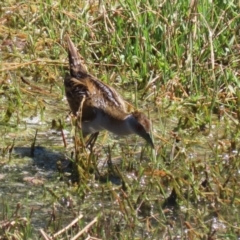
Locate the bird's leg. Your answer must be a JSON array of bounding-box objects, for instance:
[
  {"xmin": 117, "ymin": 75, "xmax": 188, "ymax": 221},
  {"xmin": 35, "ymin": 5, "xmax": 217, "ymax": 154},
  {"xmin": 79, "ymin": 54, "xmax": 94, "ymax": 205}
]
[{"xmin": 85, "ymin": 132, "xmax": 99, "ymax": 151}]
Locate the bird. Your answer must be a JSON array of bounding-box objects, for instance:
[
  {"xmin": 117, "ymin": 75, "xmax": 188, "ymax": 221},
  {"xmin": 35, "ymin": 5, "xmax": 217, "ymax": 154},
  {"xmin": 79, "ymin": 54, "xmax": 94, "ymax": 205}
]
[{"xmin": 64, "ymin": 35, "xmax": 154, "ymax": 149}]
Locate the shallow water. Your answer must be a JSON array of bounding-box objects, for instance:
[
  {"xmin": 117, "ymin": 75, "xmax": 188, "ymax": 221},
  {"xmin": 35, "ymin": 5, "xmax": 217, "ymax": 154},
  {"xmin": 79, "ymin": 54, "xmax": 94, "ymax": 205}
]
[{"xmin": 0, "ymin": 81, "xmax": 239, "ymax": 238}]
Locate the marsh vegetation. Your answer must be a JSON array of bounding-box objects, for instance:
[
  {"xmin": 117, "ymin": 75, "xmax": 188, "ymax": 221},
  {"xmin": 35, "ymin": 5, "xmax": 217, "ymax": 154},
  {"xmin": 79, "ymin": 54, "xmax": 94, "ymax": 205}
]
[{"xmin": 0, "ymin": 0, "xmax": 239, "ymax": 239}]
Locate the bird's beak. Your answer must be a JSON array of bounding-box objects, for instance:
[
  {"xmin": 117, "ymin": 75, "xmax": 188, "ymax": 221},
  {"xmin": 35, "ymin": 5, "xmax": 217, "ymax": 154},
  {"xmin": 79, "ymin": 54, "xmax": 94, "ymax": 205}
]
[{"xmin": 146, "ymin": 133, "xmax": 154, "ymax": 148}]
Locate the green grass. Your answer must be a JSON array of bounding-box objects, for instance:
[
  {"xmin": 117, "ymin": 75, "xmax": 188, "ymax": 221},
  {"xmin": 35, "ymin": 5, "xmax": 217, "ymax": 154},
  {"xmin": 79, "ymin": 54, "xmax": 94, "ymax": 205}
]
[{"xmin": 0, "ymin": 0, "xmax": 240, "ymax": 239}]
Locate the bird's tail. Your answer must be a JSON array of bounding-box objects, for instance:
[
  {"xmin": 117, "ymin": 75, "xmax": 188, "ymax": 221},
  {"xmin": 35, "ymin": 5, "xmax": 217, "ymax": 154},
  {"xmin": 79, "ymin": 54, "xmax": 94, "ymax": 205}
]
[{"xmin": 66, "ymin": 35, "xmax": 88, "ymax": 78}]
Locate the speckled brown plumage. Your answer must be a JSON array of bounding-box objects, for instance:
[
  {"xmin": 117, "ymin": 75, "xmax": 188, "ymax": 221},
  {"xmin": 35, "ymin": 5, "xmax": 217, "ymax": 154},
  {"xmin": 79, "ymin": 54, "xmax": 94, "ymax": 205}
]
[{"xmin": 64, "ymin": 35, "xmax": 154, "ymax": 148}]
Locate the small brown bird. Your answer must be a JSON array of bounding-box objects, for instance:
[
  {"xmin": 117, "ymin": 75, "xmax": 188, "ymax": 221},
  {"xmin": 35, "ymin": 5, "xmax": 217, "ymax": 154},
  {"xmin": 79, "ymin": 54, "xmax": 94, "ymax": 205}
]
[{"xmin": 64, "ymin": 35, "xmax": 154, "ymax": 148}]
